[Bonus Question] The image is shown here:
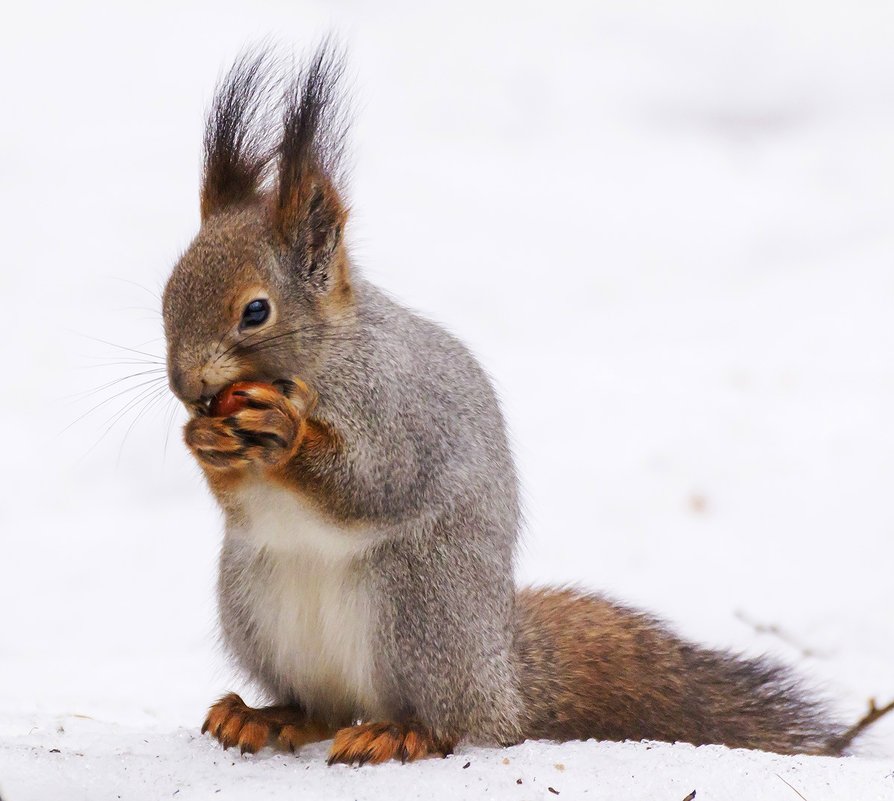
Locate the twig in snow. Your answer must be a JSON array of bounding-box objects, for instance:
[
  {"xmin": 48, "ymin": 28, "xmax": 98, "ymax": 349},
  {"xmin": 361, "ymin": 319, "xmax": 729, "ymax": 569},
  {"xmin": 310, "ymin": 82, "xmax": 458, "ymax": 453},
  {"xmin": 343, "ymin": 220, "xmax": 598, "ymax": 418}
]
[
  {"xmin": 775, "ymin": 774, "xmax": 809, "ymax": 800},
  {"xmin": 681, "ymin": 792, "xmax": 696, "ymax": 801},
  {"xmin": 734, "ymin": 611, "xmax": 825, "ymax": 658},
  {"xmin": 827, "ymin": 697, "xmax": 894, "ymax": 754}
]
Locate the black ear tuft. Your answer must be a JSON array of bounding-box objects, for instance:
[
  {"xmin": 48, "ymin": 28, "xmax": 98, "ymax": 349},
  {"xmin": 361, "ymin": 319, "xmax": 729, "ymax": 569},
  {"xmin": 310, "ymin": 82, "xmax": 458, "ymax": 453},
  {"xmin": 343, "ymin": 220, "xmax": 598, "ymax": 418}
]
[
  {"xmin": 201, "ymin": 50, "xmax": 275, "ymax": 221},
  {"xmin": 273, "ymin": 41, "xmax": 349, "ymax": 288}
]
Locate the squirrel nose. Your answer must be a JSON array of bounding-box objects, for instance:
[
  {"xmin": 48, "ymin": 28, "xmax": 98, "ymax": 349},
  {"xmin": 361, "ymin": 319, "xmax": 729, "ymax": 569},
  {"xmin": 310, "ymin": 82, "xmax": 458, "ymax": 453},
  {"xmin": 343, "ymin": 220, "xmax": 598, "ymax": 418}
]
[{"xmin": 170, "ymin": 367, "xmax": 206, "ymax": 403}]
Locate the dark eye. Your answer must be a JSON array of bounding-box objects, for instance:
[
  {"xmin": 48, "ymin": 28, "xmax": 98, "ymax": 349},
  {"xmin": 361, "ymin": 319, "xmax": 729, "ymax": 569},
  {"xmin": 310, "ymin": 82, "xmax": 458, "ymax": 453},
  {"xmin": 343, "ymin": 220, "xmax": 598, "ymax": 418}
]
[{"xmin": 241, "ymin": 298, "xmax": 270, "ymax": 328}]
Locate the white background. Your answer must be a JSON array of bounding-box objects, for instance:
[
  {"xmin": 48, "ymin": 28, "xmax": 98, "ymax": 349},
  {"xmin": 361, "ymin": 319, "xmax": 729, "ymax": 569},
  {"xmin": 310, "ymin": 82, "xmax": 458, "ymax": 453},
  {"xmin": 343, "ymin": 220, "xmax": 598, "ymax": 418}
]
[{"xmin": 1, "ymin": 1, "xmax": 893, "ymax": 798}]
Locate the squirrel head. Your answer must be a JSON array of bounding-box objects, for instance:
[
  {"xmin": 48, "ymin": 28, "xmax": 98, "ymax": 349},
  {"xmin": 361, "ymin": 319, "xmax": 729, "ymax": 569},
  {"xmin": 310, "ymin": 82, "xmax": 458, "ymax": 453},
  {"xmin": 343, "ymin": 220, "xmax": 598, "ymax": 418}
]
[{"xmin": 163, "ymin": 47, "xmax": 351, "ymax": 407}]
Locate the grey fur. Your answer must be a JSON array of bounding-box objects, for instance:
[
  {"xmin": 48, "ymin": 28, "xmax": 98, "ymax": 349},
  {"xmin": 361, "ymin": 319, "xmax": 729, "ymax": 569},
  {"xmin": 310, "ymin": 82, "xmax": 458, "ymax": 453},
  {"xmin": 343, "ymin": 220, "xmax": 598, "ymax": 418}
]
[
  {"xmin": 163, "ymin": 47, "xmax": 852, "ymax": 757},
  {"xmin": 213, "ymin": 275, "xmax": 526, "ymax": 742}
]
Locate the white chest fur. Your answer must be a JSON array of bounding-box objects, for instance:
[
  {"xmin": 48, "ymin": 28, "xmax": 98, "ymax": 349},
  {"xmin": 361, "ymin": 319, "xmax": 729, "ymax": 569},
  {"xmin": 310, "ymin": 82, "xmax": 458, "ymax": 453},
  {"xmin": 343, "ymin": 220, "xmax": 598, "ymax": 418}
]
[{"xmin": 227, "ymin": 480, "xmax": 381, "ymax": 720}]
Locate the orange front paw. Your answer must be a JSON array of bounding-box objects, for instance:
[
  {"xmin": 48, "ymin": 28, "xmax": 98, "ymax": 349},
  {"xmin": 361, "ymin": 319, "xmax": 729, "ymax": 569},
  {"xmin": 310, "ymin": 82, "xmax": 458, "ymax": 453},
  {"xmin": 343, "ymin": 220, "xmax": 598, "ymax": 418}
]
[
  {"xmin": 327, "ymin": 721, "xmax": 454, "ymax": 766},
  {"xmin": 185, "ymin": 379, "xmax": 314, "ymax": 472},
  {"xmin": 201, "ymin": 692, "xmax": 331, "ymax": 755}
]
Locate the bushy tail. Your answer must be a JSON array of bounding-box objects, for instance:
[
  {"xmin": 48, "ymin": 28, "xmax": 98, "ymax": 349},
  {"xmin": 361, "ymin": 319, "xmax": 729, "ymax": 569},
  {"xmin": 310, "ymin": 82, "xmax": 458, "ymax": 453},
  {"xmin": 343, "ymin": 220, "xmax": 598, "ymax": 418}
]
[{"xmin": 513, "ymin": 588, "xmax": 843, "ymax": 755}]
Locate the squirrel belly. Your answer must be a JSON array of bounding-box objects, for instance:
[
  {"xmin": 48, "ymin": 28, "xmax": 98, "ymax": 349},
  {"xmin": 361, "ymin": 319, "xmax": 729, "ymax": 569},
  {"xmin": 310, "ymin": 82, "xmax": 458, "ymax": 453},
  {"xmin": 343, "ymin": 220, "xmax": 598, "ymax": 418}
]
[{"xmin": 218, "ymin": 478, "xmax": 385, "ymax": 727}]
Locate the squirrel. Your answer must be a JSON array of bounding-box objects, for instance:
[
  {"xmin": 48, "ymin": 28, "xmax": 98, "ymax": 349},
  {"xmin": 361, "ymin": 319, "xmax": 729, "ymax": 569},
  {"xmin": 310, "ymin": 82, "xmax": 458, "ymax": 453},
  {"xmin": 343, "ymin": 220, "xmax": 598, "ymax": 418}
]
[{"xmin": 162, "ymin": 46, "xmax": 861, "ymax": 765}]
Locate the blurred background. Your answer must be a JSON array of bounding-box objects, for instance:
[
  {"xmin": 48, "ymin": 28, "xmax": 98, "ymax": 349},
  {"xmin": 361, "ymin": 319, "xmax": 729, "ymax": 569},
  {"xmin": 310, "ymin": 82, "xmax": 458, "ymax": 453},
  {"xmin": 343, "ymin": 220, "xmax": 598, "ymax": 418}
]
[{"xmin": 1, "ymin": 0, "xmax": 893, "ymax": 754}]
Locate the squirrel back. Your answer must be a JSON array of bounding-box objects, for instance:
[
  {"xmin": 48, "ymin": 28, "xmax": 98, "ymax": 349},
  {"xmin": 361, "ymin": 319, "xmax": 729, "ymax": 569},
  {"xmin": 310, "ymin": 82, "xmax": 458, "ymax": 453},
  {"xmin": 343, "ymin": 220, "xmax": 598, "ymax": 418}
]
[{"xmin": 163, "ymin": 45, "xmax": 876, "ymax": 763}]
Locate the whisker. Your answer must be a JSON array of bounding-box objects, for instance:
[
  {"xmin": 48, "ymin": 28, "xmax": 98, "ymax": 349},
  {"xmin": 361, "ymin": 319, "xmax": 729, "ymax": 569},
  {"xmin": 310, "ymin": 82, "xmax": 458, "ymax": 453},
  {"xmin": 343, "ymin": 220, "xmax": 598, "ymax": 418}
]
[
  {"xmin": 241, "ymin": 330, "xmax": 359, "ymax": 357},
  {"xmin": 117, "ymin": 386, "xmax": 171, "ymax": 465},
  {"xmin": 106, "ymin": 276, "xmax": 162, "ymax": 301},
  {"xmin": 162, "ymin": 394, "xmax": 180, "ymax": 461},
  {"xmin": 94, "ymin": 383, "xmax": 169, "ymax": 447},
  {"xmin": 112, "ymin": 305, "xmax": 162, "ymax": 316},
  {"xmin": 65, "ymin": 369, "xmax": 168, "ymax": 401},
  {"xmin": 78, "ymin": 350, "xmax": 164, "ymax": 364},
  {"xmin": 78, "ymin": 359, "xmax": 165, "ymax": 368},
  {"xmin": 77, "ymin": 383, "xmax": 169, "ymax": 463},
  {"xmin": 238, "ymin": 330, "xmax": 301, "ymax": 354},
  {"xmin": 69, "ymin": 331, "xmax": 163, "ymax": 361},
  {"xmin": 215, "ymin": 317, "xmax": 359, "ymax": 362},
  {"xmin": 61, "ymin": 375, "xmax": 168, "ymax": 433},
  {"xmin": 214, "ymin": 323, "xmax": 274, "ymax": 361},
  {"xmin": 237, "ymin": 324, "xmax": 339, "ymax": 354},
  {"xmin": 210, "ymin": 325, "xmax": 233, "ymax": 364}
]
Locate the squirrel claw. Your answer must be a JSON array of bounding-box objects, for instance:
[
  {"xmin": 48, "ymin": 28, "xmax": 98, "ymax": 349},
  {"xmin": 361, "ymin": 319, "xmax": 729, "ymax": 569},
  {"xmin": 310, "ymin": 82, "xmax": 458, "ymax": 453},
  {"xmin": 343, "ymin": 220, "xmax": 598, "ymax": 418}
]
[
  {"xmin": 327, "ymin": 721, "xmax": 454, "ymax": 766},
  {"xmin": 202, "ymin": 692, "xmax": 332, "ymax": 755}
]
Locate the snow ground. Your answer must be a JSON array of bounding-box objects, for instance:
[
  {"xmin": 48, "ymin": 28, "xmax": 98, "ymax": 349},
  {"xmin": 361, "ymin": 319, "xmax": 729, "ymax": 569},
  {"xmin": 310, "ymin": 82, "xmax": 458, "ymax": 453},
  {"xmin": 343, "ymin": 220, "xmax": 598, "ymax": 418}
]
[
  {"xmin": 2, "ymin": 0, "xmax": 894, "ymax": 799},
  {"xmin": 3, "ymin": 722, "xmax": 894, "ymax": 801}
]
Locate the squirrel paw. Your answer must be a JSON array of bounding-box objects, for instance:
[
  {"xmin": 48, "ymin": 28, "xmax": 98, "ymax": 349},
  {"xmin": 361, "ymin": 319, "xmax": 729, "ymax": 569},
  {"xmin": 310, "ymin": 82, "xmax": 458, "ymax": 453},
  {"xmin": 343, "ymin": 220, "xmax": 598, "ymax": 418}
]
[
  {"xmin": 327, "ymin": 721, "xmax": 454, "ymax": 766},
  {"xmin": 201, "ymin": 692, "xmax": 332, "ymax": 754},
  {"xmin": 185, "ymin": 379, "xmax": 315, "ymax": 472}
]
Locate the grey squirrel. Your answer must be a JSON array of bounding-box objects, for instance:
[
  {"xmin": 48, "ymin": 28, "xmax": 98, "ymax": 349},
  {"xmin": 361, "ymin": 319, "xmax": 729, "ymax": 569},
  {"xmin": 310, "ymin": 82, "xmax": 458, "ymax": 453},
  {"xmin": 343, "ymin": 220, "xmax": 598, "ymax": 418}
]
[{"xmin": 162, "ymin": 45, "xmax": 864, "ymax": 764}]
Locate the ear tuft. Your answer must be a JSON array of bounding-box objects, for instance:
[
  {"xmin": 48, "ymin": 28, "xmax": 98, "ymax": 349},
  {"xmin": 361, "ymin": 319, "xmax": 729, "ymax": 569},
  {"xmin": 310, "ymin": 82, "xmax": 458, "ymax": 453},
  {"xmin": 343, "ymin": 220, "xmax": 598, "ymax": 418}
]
[
  {"xmin": 273, "ymin": 42, "xmax": 349, "ymax": 289},
  {"xmin": 201, "ymin": 50, "xmax": 275, "ymax": 221}
]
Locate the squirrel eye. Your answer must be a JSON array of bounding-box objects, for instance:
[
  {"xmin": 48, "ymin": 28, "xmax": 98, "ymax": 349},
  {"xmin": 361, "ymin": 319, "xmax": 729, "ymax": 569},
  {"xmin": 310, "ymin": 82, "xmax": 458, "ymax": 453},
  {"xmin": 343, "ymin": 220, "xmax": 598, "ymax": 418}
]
[{"xmin": 241, "ymin": 298, "xmax": 270, "ymax": 328}]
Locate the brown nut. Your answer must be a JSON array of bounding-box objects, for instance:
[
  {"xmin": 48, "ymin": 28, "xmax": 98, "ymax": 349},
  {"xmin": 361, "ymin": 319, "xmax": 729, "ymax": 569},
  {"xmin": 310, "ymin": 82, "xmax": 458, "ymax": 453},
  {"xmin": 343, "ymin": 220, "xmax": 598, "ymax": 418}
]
[{"xmin": 208, "ymin": 381, "xmax": 275, "ymax": 417}]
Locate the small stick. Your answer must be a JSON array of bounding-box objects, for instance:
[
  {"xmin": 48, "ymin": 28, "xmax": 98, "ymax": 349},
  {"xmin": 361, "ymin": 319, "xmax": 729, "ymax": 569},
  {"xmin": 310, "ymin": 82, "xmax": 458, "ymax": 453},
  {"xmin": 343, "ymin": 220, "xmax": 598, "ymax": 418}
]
[
  {"xmin": 828, "ymin": 697, "xmax": 894, "ymax": 754},
  {"xmin": 776, "ymin": 774, "xmax": 809, "ymax": 800},
  {"xmin": 734, "ymin": 611, "xmax": 822, "ymax": 658}
]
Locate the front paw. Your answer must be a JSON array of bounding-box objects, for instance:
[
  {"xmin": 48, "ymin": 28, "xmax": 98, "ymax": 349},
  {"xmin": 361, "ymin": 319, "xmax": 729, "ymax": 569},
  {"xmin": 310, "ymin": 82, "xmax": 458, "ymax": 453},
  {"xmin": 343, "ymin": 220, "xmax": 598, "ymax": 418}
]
[
  {"xmin": 184, "ymin": 379, "xmax": 315, "ymax": 472},
  {"xmin": 202, "ymin": 692, "xmax": 332, "ymax": 754}
]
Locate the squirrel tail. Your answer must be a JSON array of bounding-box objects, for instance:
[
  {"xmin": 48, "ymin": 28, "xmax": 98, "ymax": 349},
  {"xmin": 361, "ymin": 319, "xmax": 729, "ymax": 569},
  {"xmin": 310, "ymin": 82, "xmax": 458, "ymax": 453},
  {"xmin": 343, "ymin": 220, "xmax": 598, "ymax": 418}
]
[{"xmin": 513, "ymin": 587, "xmax": 845, "ymax": 755}]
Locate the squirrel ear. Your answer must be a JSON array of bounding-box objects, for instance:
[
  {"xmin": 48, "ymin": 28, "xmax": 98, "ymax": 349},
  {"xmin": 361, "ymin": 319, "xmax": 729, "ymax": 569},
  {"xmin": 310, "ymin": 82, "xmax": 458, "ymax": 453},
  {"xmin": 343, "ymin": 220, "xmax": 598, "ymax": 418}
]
[
  {"xmin": 272, "ymin": 44, "xmax": 349, "ymax": 292},
  {"xmin": 201, "ymin": 51, "xmax": 273, "ymax": 222}
]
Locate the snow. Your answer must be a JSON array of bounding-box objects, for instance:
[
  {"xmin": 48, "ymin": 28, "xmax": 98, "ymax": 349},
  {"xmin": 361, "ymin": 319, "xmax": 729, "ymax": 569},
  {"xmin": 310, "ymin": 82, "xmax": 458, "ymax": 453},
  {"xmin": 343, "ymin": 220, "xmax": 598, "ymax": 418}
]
[
  {"xmin": 2, "ymin": 0, "xmax": 894, "ymax": 798},
  {"xmin": 4, "ymin": 721, "xmax": 894, "ymax": 801}
]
